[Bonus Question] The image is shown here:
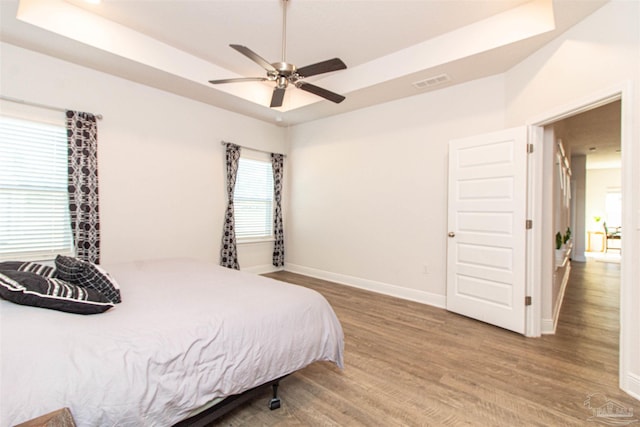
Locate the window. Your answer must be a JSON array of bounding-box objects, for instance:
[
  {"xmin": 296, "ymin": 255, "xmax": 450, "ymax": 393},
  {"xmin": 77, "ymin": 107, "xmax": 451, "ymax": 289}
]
[
  {"xmin": 0, "ymin": 115, "xmax": 73, "ymax": 261},
  {"xmin": 605, "ymin": 188, "xmax": 622, "ymax": 228},
  {"xmin": 233, "ymin": 156, "xmax": 274, "ymax": 241}
]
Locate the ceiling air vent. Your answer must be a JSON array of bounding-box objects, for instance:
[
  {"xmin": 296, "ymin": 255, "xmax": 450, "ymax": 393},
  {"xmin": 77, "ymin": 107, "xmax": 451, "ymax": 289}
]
[{"xmin": 412, "ymin": 74, "xmax": 451, "ymax": 89}]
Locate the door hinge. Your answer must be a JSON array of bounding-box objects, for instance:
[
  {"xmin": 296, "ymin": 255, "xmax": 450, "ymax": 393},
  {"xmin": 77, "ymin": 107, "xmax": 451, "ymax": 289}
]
[
  {"xmin": 527, "ymin": 143, "xmax": 534, "ymax": 153},
  {"xmin": 525, "ymin": 296, "xmax": 532, "ymax": 306},
  {"xmin": 526, "ymin": 219, "xmax": 533, "ymax": 229}
]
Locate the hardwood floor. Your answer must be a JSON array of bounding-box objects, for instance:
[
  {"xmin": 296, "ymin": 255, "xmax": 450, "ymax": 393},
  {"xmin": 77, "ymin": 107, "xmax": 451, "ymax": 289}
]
[{"xmin": 211, "ymin": 260, "xmax": 638, "ymax": 426}]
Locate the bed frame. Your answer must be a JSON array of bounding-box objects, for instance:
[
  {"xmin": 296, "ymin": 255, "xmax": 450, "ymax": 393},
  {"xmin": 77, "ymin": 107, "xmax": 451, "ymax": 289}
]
[{"xmin": 172, "ymin": 376, "xmax": 286, "ymax": 427}]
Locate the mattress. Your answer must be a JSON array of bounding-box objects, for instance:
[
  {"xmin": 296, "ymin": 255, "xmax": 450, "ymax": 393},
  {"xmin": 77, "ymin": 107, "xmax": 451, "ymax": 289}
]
[{"xmin": 0, "ymin": 258, "xmax": 344, "ymax": 426}]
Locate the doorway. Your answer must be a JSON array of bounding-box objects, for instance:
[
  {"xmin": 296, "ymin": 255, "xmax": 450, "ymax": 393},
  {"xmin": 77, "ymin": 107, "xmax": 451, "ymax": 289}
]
[
  {"xmin": 541, "ymin": 100, "xmax": 622, "ymax": 333},
  {"xmin": 526, "ymin": 83, "xmax": 632, "ymax": 396}
]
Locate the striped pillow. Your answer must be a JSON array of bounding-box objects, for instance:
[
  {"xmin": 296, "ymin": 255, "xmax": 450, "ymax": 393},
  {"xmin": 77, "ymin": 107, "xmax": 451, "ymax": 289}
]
[
  {"xmin": 0, "ymin": 270, "xmax": 114, "ymax": 315},
  {"xmin": 0, "ymin": 261, "xmax": 57, "ymax": 278}
]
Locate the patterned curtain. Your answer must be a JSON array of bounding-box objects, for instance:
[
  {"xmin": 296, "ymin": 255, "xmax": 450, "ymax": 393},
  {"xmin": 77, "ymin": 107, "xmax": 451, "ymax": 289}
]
[
  {"xmin": 65, "ymin": 111, "xmax": 100, "ymax": 264},
  {"xmin": 220, "ymin": 143, "xmax": 241, "ymax": 269},
  {"xmin": 271, "ymin": 153, "xmax": 285, "ymax": 267}
]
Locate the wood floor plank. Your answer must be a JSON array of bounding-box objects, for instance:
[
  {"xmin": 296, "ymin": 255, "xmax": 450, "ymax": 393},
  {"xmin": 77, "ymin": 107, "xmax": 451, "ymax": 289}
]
[{"xmin": 209, "ymin": 260, "xmax": 638, "ymax": 426}]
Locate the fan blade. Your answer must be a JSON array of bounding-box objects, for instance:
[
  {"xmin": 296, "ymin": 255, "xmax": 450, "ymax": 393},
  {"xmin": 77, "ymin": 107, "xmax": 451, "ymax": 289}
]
[
  {"xmin": 296, "ymin": 58, "xmax": 347, "ymax": 78},
  {"xmin": 296, "ymin": 82, "xmax": 345, "ymax": 104},
  {"xmin": 230, "ymin": 44, "xmax": 277, "ymax": 72},
  {"xmin": 209, "ymin": 77, "xmax": 268, "ymax": 84},
  {"xmin": 270, "ymin": 87, "xmax": 286, "ymax": 108}
]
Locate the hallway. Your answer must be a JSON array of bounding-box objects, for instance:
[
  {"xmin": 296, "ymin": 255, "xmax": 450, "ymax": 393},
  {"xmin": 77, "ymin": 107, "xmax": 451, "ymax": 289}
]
[
  {"xmin": 551, "ymin": 258, "xmax": 625, "ymax": 388},
  {"xmin": 542, "ymin": 257, "xmax": 638, "ymax": 423}
]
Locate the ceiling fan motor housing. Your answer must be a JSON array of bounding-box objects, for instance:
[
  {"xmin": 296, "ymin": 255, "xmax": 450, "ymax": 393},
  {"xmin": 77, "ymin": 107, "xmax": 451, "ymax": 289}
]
[
  {"xmin": 272, "ymin": 62, "xmax": 296, "ymax": 76},
  {"xmin": 273, "ymin": 62, "xmax": 298, "ymax": 88}
]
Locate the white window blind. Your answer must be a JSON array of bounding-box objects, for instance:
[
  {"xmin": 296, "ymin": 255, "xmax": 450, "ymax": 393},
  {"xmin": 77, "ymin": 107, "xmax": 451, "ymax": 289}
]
[
  {"xmin": 0, "ymin": 115, "xmax": 73, "ymax": 261},
  {"xmin": 234, "ymin": 157, "xmax": 274, "ymax": 240}
]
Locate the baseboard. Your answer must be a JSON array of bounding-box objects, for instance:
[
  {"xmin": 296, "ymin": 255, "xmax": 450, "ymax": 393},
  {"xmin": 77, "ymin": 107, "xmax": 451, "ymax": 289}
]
[
  {"xmin": 623, "ymin": 372, "xmax": 640, "ymax": 401},
  {"xmin": 284, "ymin": 263, "xmax": 446, "ymax": 309},
  {"xmin": 541, "ymin": 317, "xmax": 555, "ymax": 334},
  {"xmin": 542, "ymin": 263, "xmax": 572, "ymax": 335}
]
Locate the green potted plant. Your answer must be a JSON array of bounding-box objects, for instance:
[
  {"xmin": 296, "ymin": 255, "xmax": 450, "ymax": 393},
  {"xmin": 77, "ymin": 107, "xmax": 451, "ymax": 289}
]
[
  {"xmin": 593, "ymin": 216, "xmax": 604, "ymax": 232},
  {"xmin": 563, "ymin": 227, "xmax": 571, "ymax": 245},
  {"xmin": 555, "ymin": 232, "xmax": 563, "ymax": 250}
]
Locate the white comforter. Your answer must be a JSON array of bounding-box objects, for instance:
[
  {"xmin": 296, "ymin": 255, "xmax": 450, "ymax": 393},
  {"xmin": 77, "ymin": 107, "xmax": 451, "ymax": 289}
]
[{"xmin": 0, "ymin": 259, "xmax": 344, "ymax": 426}]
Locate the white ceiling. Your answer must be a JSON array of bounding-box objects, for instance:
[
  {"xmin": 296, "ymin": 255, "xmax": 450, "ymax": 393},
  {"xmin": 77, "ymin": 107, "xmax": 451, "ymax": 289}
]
[
  {"xmin": 555, "ymin": 100, "xmax": 622, "ymax": 170},
  {"xmin": 0, "ymin": 0, "xmax": 607, "ymax": 126}
]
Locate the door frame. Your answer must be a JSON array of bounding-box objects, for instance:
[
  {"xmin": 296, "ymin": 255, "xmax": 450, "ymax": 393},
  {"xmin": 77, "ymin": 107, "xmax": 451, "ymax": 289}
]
[{"xmin": 525, "ymin": 81, "xmax": 634, "ymax": 395}]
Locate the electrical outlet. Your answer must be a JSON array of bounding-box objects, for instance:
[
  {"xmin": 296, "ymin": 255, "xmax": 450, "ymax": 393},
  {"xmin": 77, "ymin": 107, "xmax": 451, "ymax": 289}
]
[{"xmin": 422, "ymin": 265, "xmax": 429, "ymax": 275}]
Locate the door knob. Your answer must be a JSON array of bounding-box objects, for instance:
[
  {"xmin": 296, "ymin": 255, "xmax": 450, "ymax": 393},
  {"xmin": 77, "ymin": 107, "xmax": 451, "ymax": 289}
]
[{"xmin": 448, "ymin": 232, "xmax": 455, "ymax": 237}]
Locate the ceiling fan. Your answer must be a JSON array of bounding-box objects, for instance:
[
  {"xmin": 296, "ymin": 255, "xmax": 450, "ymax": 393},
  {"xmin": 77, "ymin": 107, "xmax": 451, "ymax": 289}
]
[{"xmin": 208, "ymin": 0, "xmax": 347, "ymax": 108}]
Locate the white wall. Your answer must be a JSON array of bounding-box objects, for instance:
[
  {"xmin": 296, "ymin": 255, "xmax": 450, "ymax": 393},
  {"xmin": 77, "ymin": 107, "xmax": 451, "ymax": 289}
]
[
  {"xmin": 505, "ymin": 1, "xmax": 639, "ymax": 126},
  {"xmin": 540, "ymin": 126, "xmax": 577, "ymax": 333},
  {"xmin": 286, "ymin": 75, "xmax": 505, "ymax": 306},
  {"xmin": 0, "ymin": 42, "xmax": 285, "ymax": 268},
  {"xmin": 571, "ymin": 155, "xmax": 587, "ymax": 261}
]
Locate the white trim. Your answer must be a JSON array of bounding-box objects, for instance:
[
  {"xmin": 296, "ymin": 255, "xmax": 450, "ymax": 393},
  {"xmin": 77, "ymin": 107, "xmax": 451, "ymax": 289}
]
[
  {"xmin": 526, "ymin": 85, "xmax": 624, "ymax": 126},
  {"xmin": 285, "ymin": 263, "xmax": 447, "ymax": 309},
  {"xmin": 525, "ymin": 125, "xmax": 544, "ymax": 337},
  {"xmin": 624, "ymin": 373, "xmax": 640, "ymax": 401},
  {"xmin": 525, "ymin": 81, "xmax": 635, "ymax": 397},
  {"xmin": 541, "ymin": 263, "xmax": 571, "ymax": 335},
  {"xmin": 617, "ymin": 80, "xmax": 635, "ymax": 397},
  {"xmin": 540, "ymin": 318, "xmax": 554, "ymax": 334}
]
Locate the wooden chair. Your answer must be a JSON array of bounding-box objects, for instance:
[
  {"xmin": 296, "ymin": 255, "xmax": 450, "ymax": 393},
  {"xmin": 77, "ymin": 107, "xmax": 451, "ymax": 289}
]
[{"xmin": 603, "ymin": 222, "xmax": 621, "ymax": 253}]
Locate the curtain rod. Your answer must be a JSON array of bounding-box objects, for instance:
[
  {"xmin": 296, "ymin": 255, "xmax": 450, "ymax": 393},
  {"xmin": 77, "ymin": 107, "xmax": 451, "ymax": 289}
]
[
  {"xmin": 0, "ymin": 95, "xmax": 103, "ymax": 120},
  {"xmin": 220, "ymin": 140, "xmax": 286, "ymax": 157}
]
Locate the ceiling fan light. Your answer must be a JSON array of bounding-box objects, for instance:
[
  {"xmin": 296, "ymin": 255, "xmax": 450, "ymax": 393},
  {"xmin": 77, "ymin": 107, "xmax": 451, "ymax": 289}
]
[{"xmin": 277, "ymin": 76, "xmax": 288, "ymax": 89}]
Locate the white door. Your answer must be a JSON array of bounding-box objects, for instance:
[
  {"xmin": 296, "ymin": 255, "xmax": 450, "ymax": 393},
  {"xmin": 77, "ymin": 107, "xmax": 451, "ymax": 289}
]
[{"xmin": 446, "ymin": 127, "xmax": 528, "ymax": 334}]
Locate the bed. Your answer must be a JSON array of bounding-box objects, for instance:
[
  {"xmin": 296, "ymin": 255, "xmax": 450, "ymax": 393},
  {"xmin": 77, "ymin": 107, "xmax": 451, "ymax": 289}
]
[{"xmin": 0, "ymin": 258, "xmax": 344, "ymax": 426}]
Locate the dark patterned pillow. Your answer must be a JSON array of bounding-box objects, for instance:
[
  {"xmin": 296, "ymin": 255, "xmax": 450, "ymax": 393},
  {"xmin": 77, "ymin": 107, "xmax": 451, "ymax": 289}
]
[
  {"xmin": 0, "ymin": 270, "xmax": 114, "ymax": 315},
  {"xmin": 55, "ymin": 255, "xmax": 122, "ymax": 304},
  {"xmin": 0, "ymin": 261, "xmax": 57, "ymax": 278},
  {"xmin": 53, "ymin": 255, "xmax": 84, "ymax": 282}
]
